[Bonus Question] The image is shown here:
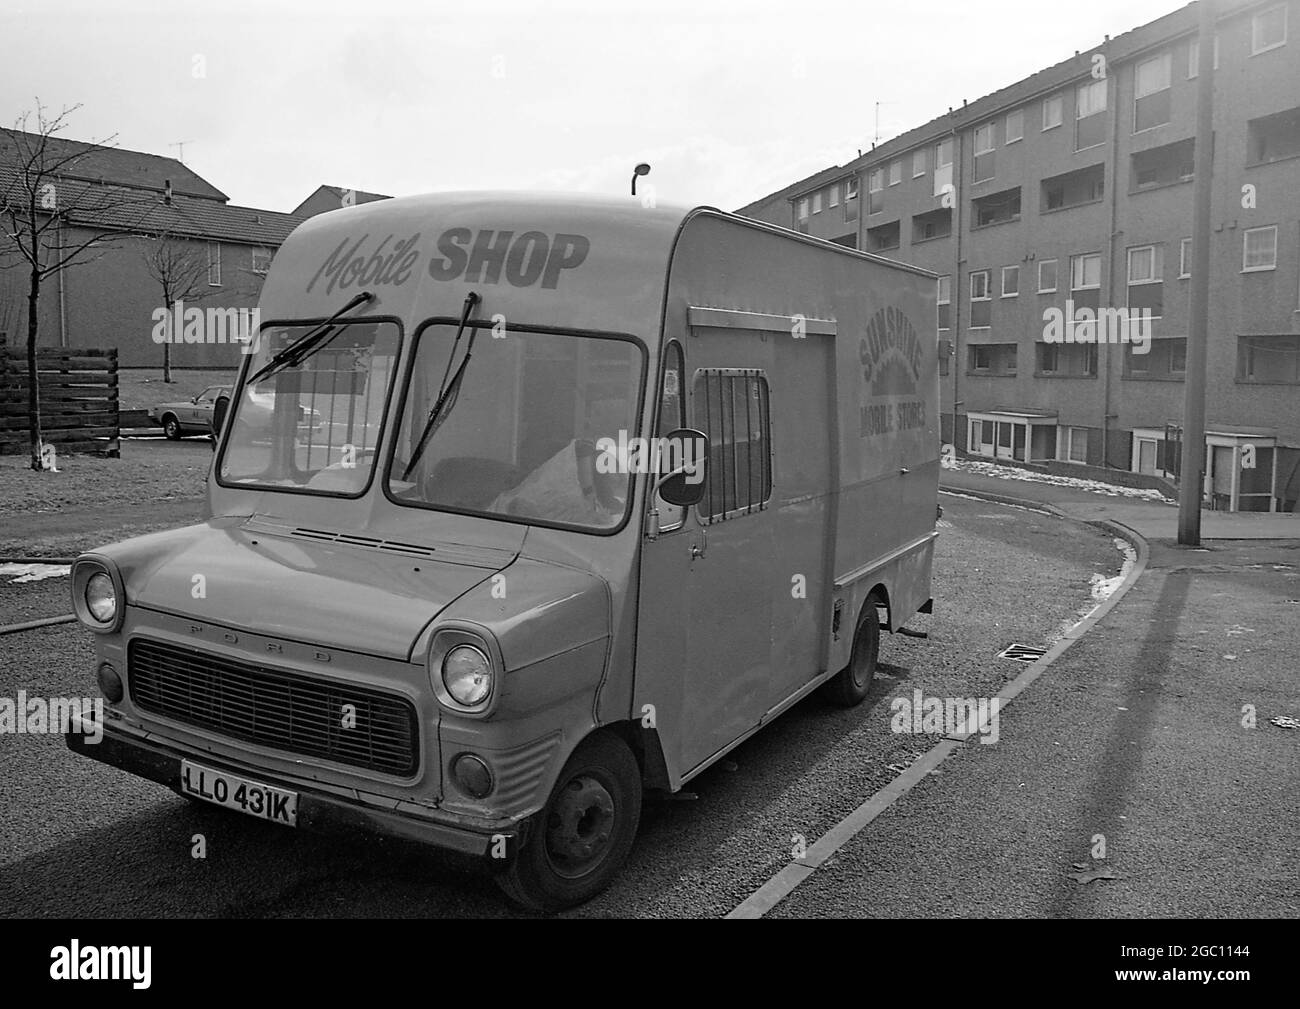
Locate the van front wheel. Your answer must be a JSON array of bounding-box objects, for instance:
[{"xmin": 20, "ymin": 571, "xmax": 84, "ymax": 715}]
[
  {"xmin": 496, "ymin": 731, "xmax": 641, "ymax": 913},
  {"xmin": 821, "ymin": 593, "xmax": 882, "ymax": 707}
]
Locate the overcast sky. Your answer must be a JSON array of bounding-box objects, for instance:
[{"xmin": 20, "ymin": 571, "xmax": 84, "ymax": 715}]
[{"xmin": 2, "ymin": 0, "xmax": 1182, "ymax": 214}]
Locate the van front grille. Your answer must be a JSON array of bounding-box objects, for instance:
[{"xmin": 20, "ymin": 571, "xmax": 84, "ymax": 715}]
[{"xmin": 128, "ymin": 638, "xmax": 418, "ymax": 776}]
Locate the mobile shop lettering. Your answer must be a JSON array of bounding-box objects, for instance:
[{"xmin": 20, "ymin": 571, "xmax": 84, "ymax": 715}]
[
  {"xmin": 306, "ymin": 229, "xmax": 591, "ymax": 296},
  {"xmin": 858, "ymin": 306, "xmax": 927, "ymax": 437}
]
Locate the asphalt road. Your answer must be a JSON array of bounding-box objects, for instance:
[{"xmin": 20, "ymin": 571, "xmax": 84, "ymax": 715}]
[
  {"xmin": 0, "ymin": 494, "xmax": 1123, "ymax": 918},
  {"xmin": 767, "ymin": 535, "xmax": 1300, "ymax": 919}
]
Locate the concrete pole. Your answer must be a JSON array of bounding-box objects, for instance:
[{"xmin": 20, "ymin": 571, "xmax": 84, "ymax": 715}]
[{"xmin": 1178, "ymin": 0, "xmax": 1216, "ymax": 544}]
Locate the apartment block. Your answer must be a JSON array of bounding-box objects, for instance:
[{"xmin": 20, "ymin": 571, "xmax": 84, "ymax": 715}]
[{"xmin": 736, "ymin": 0, "xmax": 1300, "ymax": 511}]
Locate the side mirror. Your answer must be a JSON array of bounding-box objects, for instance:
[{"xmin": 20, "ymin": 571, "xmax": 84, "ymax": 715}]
[
  {"xmin": 653, "ymin": 428, "xmax": 708, "ymax": 508},
  {"xmin": 656, "ymin": 469, "xmax": 705, "ymax": 508}
]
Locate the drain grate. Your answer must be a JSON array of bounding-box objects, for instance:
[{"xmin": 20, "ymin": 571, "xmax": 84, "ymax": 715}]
[{"xmin": 998, "ymin": 643, "xmax": 1048, "ymax": 662}]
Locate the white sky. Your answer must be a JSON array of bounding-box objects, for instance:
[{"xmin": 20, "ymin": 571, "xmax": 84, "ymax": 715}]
[{"xmin": 2, "ymin": 0, "xmax": 1182, "ymax": 213}]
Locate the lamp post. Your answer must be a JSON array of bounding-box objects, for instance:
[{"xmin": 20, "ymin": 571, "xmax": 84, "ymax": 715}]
[
  {"xmin": 631, "ymin": 163, "xmax": 651, "ymax": 197},
  {"xmin": 1178, "ymin": 0, "xmax": 1216, "ymax": 544}
]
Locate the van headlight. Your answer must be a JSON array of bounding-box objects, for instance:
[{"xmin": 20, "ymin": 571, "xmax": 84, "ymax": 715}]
[
  {"xmin": 71, "ymin": 556, "xmax": 125, "ymax": 633},
  {"xmin": 443, "ymin": 645, "xmax": 492, "ymax": 706},
  {"xmin": 86, "ymin": 573, "xmax": 117, "ymax": 623},
  {"xmin": 427, "ymin": 628, "xmax": 501, "ymax": 714}
]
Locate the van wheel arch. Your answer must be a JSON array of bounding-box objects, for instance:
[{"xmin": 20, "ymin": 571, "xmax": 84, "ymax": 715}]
[
  {"xmin": 495, "ymin": 727, "xmax": 642, "ymax": 912},
  {"xmin": 821, "ymin": 587, "xmax": 886, "ymax": 707},
  {"xmin": 606, "ymin": 719, "xmax": 671, "ymax": 792},
  {"xmin": 865, "ymin": 583, "xmax": 892, "ymax": 632}
]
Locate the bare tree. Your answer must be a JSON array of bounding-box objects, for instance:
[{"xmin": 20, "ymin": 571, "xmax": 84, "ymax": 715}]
[
  {"xmin": 0, "ymin": 103, "xmax": 151, "ymax": 470},
  {"xmin": 0, "ymin": 273, "xmax": 20, "ymax": 413},
  {"xmin": 0, "ymin": 270, "xmax": 20, "ymax": 348},
  {"xmin": 139, "ymin": 230, "xmax": 220, "ymax": 383}
]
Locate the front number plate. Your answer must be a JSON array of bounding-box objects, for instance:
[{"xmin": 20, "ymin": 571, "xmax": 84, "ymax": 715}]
[{"xmin": 180, "ymin": 760, "xmax": 298, "ymax": 827}]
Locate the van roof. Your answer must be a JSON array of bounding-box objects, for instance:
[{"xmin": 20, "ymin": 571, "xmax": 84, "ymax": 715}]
[
  {"xmin": 286, "ymin": 189, "xmax": 936, "ymax": 277},
  {"xmin": 260, "ymin": 191, "xmax": 934, "ymax": 340},
  {"xmin": 289, "ymin": 189, "xmax": 697, "ymax": 245}
]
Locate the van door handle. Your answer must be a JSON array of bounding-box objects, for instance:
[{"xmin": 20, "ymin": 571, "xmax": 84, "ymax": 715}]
[{"xmin": 900, "ymin": 467, "xmax": 910, "ymax": 475}]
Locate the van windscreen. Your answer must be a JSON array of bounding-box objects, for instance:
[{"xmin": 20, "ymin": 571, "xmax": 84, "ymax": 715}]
[
  {"xmin": 217, "ymin": 319, "xmax": 401, "ymax": 496},
  {"xmin": 388, "ymin": 324, "xmax": 643, "ymax": 533}
]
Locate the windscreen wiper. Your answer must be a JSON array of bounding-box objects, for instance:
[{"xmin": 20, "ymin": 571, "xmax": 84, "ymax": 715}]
[
  {"xmin": 401, "ymin": 291, "xmax": 480, "ymax": 481},
  {"xmin": 247, "ymin": 290, "xmax": 375, "ymax": 386}
]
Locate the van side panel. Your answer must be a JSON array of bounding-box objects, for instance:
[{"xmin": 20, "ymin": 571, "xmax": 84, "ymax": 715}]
[
  {"xmin": 832, "ymin": 240, "xmax": 939, "ymax": 637},
  {"xmin": 769, "ymin": 328, "xmax": 836, "ymax": 696},
  {"xmin": 672, "ymin": 211, "xmax": 939, "ymax": 642},
  {"xmin": 632, "ymin": 212, "xmax": 937, "ymax": 786}
]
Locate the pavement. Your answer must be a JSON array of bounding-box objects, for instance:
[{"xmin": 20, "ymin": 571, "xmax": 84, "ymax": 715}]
[
  {"xmin": 763, "ymin": 461, "xmax": 1300, "ymax": 917},
  {"xmin": 941, "ymin": 463, "xmax": 1300, "ymax": 541}
]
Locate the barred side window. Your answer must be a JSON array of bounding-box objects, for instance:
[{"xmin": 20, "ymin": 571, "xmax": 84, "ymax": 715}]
[{"xmin": 693, "ymin": 369, "xmax": 771, "ymax": 522}]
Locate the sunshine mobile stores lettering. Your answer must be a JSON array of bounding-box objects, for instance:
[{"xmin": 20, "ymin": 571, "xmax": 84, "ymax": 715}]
[{"xmin": 858, "ymin": 306, "xmax": 927, "ymax": 437}]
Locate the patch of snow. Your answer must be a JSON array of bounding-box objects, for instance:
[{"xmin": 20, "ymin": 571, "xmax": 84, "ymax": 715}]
[
  {"xmin": 0, "ymin": 562, "xmax": 71, "ymax": 583},
  {"xmin": 1090, "ymin": 538, "xmax": 1137, "ymax": 602},
  {"xmin": 947, "ymin": 458, "xmax": 1175, "ymax": 503},
  {"xmin": 1060, "ymin": 537, "xmax": 1137, "ymax": 636}
]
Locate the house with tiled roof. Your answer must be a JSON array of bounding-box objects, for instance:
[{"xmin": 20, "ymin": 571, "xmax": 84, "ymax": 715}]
[
  {"xmin": 0, "ymin": 128, "xmax": 307, "ymax": 368},
  {"xmin": 293, "ymin": 184, "xmax": 392, "ymax": 218}
]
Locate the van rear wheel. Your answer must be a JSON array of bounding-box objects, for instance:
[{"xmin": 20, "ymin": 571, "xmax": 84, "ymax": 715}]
[
  {"xmin": 821, "ymin": 593, "xmax": 882, "ymax": 707},
  {"xmin": 496, "ymin": 731, "xmax": 641, "ymax": 912}
]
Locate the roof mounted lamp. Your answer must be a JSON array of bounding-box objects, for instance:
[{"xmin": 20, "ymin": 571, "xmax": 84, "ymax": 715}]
[{"xmin": 631, "ymin": 163, "xmax": 651, "ymax": 196}]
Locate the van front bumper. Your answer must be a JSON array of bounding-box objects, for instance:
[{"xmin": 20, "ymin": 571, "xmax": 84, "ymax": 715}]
[{"xmin": 65, "ymin": 715, "xmax": 520, "ymax": 860}]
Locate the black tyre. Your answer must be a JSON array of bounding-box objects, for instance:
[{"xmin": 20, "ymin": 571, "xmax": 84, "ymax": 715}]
[
  {"xmin": 162, "ymin": 415, "xmax": 182, "ymax": 440},
  {"xmin": 820, "ymin": 593, "xmax": 882, "ymax": 707},
  {"xmin": 497, "ymin": 731, "xmax": 641, "ymax": 912}
]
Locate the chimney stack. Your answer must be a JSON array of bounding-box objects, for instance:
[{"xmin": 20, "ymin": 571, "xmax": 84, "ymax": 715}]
[{"xmin": 164, "ymin": 179, "xmax": 172, "ymax": 205}]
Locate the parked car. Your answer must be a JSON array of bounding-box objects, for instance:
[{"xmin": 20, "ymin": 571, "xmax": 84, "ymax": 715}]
[
  {"xmin": 150, "ymin": 385, "xmax": 322, "ymax": 439},
  {"xmin": 149, "ymin": 385, "xmax": 230, "ymax": 439}
]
